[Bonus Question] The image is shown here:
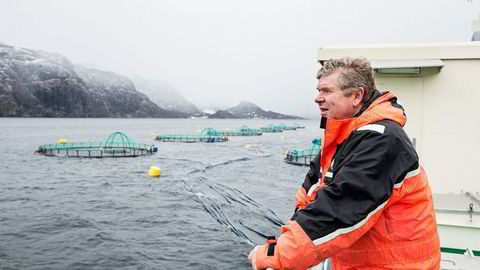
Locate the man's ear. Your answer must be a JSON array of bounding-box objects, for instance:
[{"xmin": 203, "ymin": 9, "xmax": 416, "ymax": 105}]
[{"xmin": 353, "ymin": 87, "xmax": 365, "ymax": 107}]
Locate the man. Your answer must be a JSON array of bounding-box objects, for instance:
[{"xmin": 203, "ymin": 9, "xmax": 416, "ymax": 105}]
[{"xmin": 249, "ymin": 57, "xmax": 440, "ymax": 269}]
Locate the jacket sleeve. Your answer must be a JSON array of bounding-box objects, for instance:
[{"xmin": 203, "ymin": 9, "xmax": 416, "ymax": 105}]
[
  {"xmin": 255, "ymin": 123, "xmax": 419, "ymax": 269},
  {"xmin": 295, "ymin": 153, "xmax": 321, "ymax": 211}
]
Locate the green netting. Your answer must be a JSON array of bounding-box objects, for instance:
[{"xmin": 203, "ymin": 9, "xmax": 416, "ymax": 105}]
[
  {"xmin": 201, "ymin": 128, "xmax": 218, "ymax": 137},
  {"xmin": 260, "ymin": 124, "xmax": 283, "ymax": 133},
  {"xmin": 215, "ymin": 127, "xmax": 262, "ymax": 136},
  {"xmin": 238, "ymin": 128, "xmax": 252, "ymax": 133},
  {"xmin": 36, "ymin": 132, "xmax": 157, "ymax": 157},
  {"xmin": 284, "ymin": 138, "xmax": 321, "ymax": 166},
  {"xmin": 155, "ymin": 128, "xmax": 228, "ymax": 143},
  {"xmin": 104, "ymin": 131, "xmax": 134, "ymax": 147},
  {"xmin": 239, "ymin": 125, "xmax": 262, "ymax": 133},
  {"xmin": 287, "ymin": 144, "xmax": 320, "ymax": 158},
  {"xmin": 293, "ymin": 123, "xmax": 306, "ymax": 129},
  {"xmin": 156, "ymin": 127, "xmax": 262, "ymax": 141},
  {"xmin": 274, "ymin": 124, "xmax": 297, "ymax": 131}
]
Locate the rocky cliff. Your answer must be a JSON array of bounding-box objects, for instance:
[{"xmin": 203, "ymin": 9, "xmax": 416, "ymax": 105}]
[{"xmin": 0, "ymin": 43, "xmax": 186, "ymax": 118}]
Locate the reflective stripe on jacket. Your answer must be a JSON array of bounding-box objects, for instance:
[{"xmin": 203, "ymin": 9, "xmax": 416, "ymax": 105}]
[{"xmin": 255, "ymin": 90, "xmax": 440, "ymax": 270}]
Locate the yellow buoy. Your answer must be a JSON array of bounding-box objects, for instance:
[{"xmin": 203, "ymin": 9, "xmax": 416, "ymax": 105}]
[
  {"xmin": 148, "ymin": 166, "xmax": 161, "ymax": 177},
  {"xmin": 57, "ymin": 139, "xmax": 69, "ymax": 144}
]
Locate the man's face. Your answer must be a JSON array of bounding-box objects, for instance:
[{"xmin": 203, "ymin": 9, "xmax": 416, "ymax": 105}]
[{"xmin": 315, "ymin": 70, "xmax": 357, "ymax": 120}]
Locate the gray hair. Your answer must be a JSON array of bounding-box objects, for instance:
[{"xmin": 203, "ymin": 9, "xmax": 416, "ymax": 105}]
[{"xmin": 317, "ymin": 57, "xmax": 375, "ymax": 102}]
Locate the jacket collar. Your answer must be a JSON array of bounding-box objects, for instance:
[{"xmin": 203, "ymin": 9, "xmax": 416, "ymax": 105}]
[
  {"xmin": 319, "ymin": 90, "xmax": 406, "ymax": 171},
  {"xmin": 321, "ymin": 90, "xmax": 406, "ymax": 145},
  {"xmin": 354, "ymin": 89, "xmax": 383, "ymax": 117}
]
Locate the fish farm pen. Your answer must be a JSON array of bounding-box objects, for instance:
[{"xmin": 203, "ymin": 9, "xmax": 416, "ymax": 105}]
[
  {"xmin": 155, "ymin": 128, "xmax": 229, "ymax": 143},
  {"xmin": 238, "ymin": 126, "xmax": 264, "ymax": 134},
  {"xmin": 260, "ymin": 125, "xmax": 284, "ymax": 133},
  {"xmin": 275, "ymin": 124, "xmax": 297, "ymax": 131},
  {"xmin": 36, "ymin": 132, "xmax": 158, "ymax": 158},
  {"xmin": 284, "ymin": 138, "xmax": 321, "ymax": 166},
  {"xmin": 215, "ymin": 127, "xmax": 262, "ymax": 136}
]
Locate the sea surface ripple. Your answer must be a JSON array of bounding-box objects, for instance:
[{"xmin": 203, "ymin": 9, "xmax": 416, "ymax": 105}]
[{"xmin": 0, "ymin": 118, "xmax": 319, "ymax": 269}]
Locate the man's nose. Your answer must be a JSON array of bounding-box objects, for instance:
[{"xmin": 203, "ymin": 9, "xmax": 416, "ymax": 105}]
[{"xmin": 315, "ymin": 93, "xmax": 323, "ymax": 104}]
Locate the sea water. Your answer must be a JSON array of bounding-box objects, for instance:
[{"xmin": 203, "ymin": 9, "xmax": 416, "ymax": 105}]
[{"xmin": 0, "ymin": 118, "xmax": 319, "ymax": 269}]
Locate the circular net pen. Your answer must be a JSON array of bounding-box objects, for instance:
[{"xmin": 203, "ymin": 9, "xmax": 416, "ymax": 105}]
[
  {"xmin": 293, "ymin": 123, "xmax": 306, "ymax": 129},
  {"xmin": 215, "ymin": 127, "xmax": 262, "ymax": 136},
  {"xmin": 155, "ymin": 128, "xmax": 229, "ymax": 143},
  {"xmin": 260, "ymin": 124, "xmax": 283, "ymax": 133},
  {"xmin": 284, "ymin": 138, "xmax": 321, "ymax": 166},
  {"xmin": 274, "ymin": 124, "xmax": 297, "ymax": 131},
  {"xmin": 239, "ymin": 125, "xmax": 263, "ymax": 134},
  {"xmin": 36, "ymin": 132, "xmax": 158, "ymax": 158}
]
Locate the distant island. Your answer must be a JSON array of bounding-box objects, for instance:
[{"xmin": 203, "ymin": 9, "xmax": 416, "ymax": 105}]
[
  {"xmin": 208, "ymin": 101, "xmax": 302, "ymax": 119},
  {"xmin": 0, "ymin": 42, "xmax": 303, "ymax": 119}
]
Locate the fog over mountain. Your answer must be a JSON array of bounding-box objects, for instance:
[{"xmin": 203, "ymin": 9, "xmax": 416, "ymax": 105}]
[
  {"xmin": 1, "ymin": 1, "xmax": 478, "ymax": 119},
  {"xmin": 0, "ymin": 42, "xmax": 186, "ymax": 118},
  {"xmin": 0, "ymin": 42, "xmax": 304, "ymax": 119},
  {"xmin": 130, "ymin": 76, "xmax": 201, "ymax": 115}
]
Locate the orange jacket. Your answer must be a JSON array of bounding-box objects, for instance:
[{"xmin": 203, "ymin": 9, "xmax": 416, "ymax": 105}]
[{"xmin": 254, "ymin": 91, "xmax": 440, "ymax": 269}]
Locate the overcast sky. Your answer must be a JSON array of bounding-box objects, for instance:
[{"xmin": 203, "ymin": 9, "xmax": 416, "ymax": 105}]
[{"xmin": 1, "ymin": 0, "xmax": 479, "ymax": 117}]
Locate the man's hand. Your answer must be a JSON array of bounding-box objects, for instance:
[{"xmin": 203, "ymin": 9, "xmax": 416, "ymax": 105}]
[{"xmin": 248, "ymin": 245, "xmax": 274, "ymax": 270}]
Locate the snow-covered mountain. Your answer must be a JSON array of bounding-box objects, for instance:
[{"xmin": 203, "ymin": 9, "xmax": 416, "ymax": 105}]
[
  {"xmin": 0, "ymin": 42, "xmax": 306, "ymax": 119},
  {"xmin": 0, "ymin": 42, "xmax": 187, "ymax": 118},
  {"xmin": 208, "ymin": 101, "xmax": 303, "ymax": 119}
]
